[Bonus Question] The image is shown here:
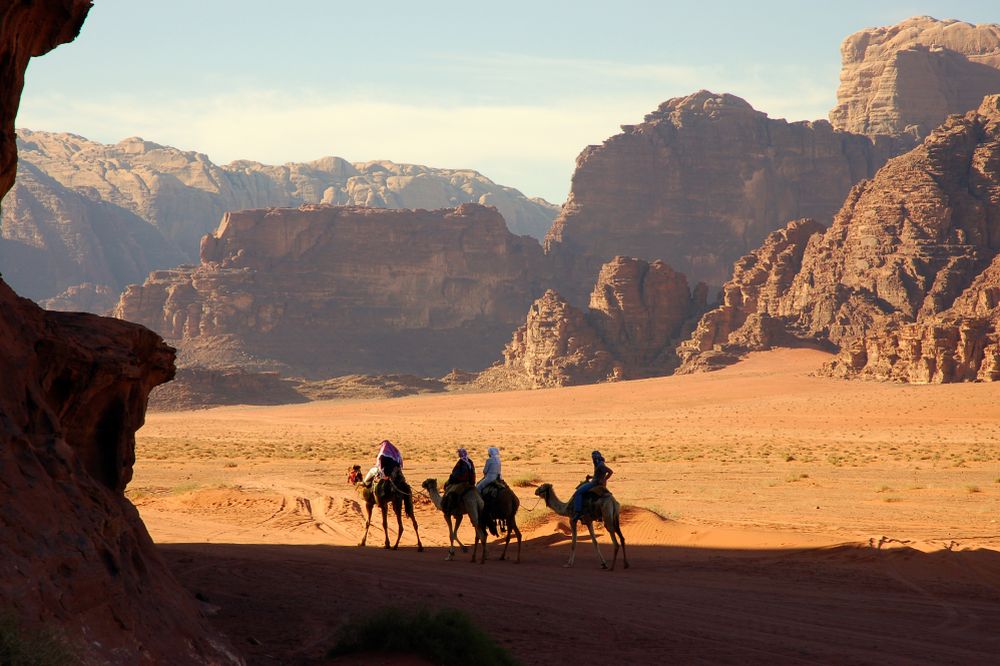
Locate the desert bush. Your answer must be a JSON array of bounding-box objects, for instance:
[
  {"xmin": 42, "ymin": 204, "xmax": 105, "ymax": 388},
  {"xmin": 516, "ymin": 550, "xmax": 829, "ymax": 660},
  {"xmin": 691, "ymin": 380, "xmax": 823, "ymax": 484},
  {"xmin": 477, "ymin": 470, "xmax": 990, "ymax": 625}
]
[
  {"xmin": 328, "ymin": 606, "xmax": 518, "ymax": 665},
  {"xmin": 0, "ymin": 613, "xmax": 78, "ymax": 666},
  {"xmin": 511, "ymin": 474, "xmax": 541, "ymax": 488}
]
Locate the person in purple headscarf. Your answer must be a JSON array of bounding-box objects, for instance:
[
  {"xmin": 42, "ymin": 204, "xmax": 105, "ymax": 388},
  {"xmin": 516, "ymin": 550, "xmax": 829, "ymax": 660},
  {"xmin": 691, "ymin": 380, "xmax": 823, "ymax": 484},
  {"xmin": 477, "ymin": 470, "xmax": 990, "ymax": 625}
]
[
  {"xmin": 447, "ymin": 448, "xmax": 476, "ymax": 487},
  {"xmin": 363, "ymin": 439, "xmax": 404, "ymax": 485}
]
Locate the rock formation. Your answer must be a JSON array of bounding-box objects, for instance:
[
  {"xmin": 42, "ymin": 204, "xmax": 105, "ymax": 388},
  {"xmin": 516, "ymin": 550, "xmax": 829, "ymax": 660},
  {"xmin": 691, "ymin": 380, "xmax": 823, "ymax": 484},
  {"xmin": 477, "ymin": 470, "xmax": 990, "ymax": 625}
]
[
  {"xmin": 676, "ymin": 219, "xmax": 826, "ymax": 372},
  {"xmin": 148, "ymin": 367, "xmax": 308, "ymax": 411},
  {"xmin": 4, "ymin": 130, "xmax": 557, "ymax": 309},
  {"xmin": 0, "ymin": 2, "xmax": 239, "ymax": 662},
  {"xmin": 681, "ymin": 95, "xmax": 1000, "ymax": 383},
  {"xmin": 115, "ymin": 203, "xmax": 550, "ymax": 377},
  {"xmin": 0, "ymin": 159, "xmax": 185, "ymax": 302},
  {"xmin": 830, "ymin": 17, "xmax": 1000, "ymax": 139},
  {"xmin": 497, "ymin": 257, "xmax": 705, "ymax": 387},
  {"xmin": 544, "ymin": 91, "xmax": 897, "ymax": 296}
]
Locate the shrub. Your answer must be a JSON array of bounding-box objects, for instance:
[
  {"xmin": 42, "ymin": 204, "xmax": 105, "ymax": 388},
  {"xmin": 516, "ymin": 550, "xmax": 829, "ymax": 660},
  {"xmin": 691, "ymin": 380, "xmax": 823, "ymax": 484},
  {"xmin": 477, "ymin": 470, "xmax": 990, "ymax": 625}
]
[
  {"xmin": 0, "ymin": 613, "xmax": 79, "ymax": 666},
  {"xmin": 329, "ymin": 606, "xmax": 518, "ymax": 665},
  {"xmin": 511, "ymin": 474, "xmax": 542, "ymax": 488}
]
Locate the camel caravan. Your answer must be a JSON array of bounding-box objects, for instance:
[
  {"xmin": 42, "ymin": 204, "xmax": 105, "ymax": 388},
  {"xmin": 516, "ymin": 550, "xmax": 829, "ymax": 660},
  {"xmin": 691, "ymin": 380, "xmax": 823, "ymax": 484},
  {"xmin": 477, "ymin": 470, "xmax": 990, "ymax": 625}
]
[{"xmin": 352, "ymin": 441, "xmax": 630, "ymax": 570}]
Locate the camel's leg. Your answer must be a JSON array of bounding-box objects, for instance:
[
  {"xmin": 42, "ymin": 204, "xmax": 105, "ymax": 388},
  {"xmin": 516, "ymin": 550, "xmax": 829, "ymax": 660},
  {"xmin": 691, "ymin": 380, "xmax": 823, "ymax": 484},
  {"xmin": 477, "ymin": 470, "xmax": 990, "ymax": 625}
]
[
  {"xmin": 564, "ymin": 520, "xmax": 578, "ymax": 568},
  {"xmin": 445, "ymin": 514, "xmax": 456, "ymax": 561},
  {"xmin": 380, "ymin": 503, "xmax": 390, "ymax": 549},
  {"xmin": 392, "ymin": 500, "xmax": 403, "ymax": 550},
  {"xmin": 473, "ymin": 512, "xmax": 487, "ymax": 564},
  {"xmin": 512, "ymin": 519, "xmax": 522, "ymax": 564},
  {"xmin": 499, "ymin": 528, "xmax": 511, "ymax": 561},
  {"xmin": 454, "ymin": 514, "xmax": 468, "ymax": 552},
  {"xmin": 617, "ymin": 522, "xmax": 629, "ymax": 569},
  {"xmin": 359, "ymin": 500, "xmax": 374, "ymax": 547},
  {"xmin": 409, "ymin": 512, "xmax": 423, "ymax": 552},
  {"xmin": 587, "ymin": 521, "xmax": 608, "ymax": 569}
]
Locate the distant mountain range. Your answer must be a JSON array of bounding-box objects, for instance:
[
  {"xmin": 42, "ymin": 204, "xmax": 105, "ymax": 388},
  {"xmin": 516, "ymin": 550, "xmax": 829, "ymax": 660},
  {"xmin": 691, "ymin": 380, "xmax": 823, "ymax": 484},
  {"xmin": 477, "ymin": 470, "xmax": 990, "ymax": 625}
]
[{"xmin": 1, "ymin": 129, "xmax": 557, "ymax": 309}]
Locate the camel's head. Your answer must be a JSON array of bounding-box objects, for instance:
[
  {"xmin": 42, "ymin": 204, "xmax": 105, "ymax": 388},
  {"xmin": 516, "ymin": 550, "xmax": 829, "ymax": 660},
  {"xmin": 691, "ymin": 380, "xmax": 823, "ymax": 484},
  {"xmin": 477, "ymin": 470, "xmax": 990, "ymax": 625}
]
[
  {"xmin": 534, "ymin": 483, "xmax": 552, "ymax": 498},
  {"xmin": 421, "ymin": 478, "xmax": 437, "ymax": 491}
]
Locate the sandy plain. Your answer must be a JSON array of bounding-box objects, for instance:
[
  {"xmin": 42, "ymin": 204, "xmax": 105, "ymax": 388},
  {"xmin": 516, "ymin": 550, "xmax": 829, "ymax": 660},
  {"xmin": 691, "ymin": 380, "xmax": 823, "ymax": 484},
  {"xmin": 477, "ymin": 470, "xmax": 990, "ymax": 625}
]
[{"xmin": 132, "ymin": 349, "xmax": 1000, "ymax": 664}]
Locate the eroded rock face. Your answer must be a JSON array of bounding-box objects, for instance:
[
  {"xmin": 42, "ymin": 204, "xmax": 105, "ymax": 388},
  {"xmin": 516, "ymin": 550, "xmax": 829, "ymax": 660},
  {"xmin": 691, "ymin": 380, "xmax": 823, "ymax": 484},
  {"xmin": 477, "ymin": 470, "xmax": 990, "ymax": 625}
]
[
  {"xmin": 497, "ymin": 257, "xmax": 704, "ymax": 387},
  {"xmin": 4, "ymin": 130, "xmax": 557, "ymax": 308},
  {"xmin": 499, "ymin": 289, "xmax": 616, "ymax": 387},
  {"xmin": 0, "ymin": 281, "xmax": 235, "ymax": 664},
  {"xmin": 682, "ymin": 95, "xmax": 1000, "ymax": 382},
  {"xmin": 543, "ymin": 90, "xmax": 895, "ymax": 296},
  {"xmin": 115, "ymin": 203, "xmax": 550, "ymax": 377},
  {"xmin": 0, "ymin": 159, "xmax": 185, "ymax": 302},
  {"xmin": 830, "ymin": 17, "xmax": 1000, "ymax": 139},
  {"xmin": 677, "ymin": 218, "xmax": 825, "ymax": 373},
  {"xmin": 0, "ymin": 2, "xmax": 240, "ymax": 662}
]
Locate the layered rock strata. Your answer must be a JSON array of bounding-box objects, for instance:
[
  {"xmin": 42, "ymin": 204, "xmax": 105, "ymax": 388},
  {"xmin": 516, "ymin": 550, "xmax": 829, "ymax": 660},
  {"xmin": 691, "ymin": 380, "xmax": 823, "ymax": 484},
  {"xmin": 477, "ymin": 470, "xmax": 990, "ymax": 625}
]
[
  {"xmin": 115, "ymin": 203, "xmax": 550, "ymax": 377},
  {"xmin": 831, "ymin": 17, "xmax": 1000, "ymax": 139},
  {"xmin": 499, "ymin": 257, "xmax": 705, "ymax": 387},
  {"xmin": 0, "ymin": 3, "xmax": 239, "ymax": 662},
  {"xmin": 676, "ymin": 218, "xmax": 826, "ymax": 373},
  {"xmin": 544, "ymin": 91, "xmax": 897, "ymax": 296},
  {"xmin": 0, "ymin": 159, "xmax": 185, "ymax": 302},
  {"xmin": 4, "ymin": 130, "xmax": 557, "ymax": 309},
  {"xmin": 681, "ymin": 95, "xmax": 1000, "ymax": 382}
]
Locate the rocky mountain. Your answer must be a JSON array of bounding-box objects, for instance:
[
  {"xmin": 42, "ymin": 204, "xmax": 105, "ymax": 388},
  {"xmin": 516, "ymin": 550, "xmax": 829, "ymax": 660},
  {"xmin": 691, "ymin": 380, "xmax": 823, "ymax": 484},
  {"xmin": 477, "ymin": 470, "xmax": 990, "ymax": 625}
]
[
  {"xmin": 543, "ymin": 90, "xmax": 898, "ymax": 298},
  {"xmin": 830, "ymin": 16, "xmax": 1000, "ymax": 139},
  {"xmin": 495, "ymin": 256, "xmax": 705, "ymax": 387},
  {"xmin": 680, "ymin": 95, "xmax": 1000, "ymax": 383},
  {"xmin": 0, "ymin": 1, "xmax": 238, "ymax": 663},
  {"xmin": 3, "ymin": 129, "xmax": 557, "ymax": 308},
  {"xmin": 0, "ymin": 158, "xmax": 185, "ymax": 303},
  {"xmin": 676, "ymin": 219, "xmax": 827, "ymax": 373},
  {"xmin": 115, "ymin": 203, "xmax": 551, "ymax": 377}
]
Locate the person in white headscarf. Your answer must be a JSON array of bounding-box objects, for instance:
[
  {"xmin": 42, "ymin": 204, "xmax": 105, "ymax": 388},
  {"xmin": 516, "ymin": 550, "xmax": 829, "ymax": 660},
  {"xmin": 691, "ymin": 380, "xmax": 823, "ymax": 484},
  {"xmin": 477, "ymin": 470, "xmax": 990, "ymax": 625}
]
[{"xmin": 476, "ymin": 446, "xmax": 502, "ymax": 493}]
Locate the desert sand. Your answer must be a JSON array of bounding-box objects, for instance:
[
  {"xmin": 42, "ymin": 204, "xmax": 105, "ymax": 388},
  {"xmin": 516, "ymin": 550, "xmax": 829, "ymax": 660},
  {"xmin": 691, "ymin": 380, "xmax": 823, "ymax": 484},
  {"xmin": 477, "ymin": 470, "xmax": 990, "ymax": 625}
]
[{"xmin": 133, "ymin": 349, "xmax": 1000, "ymax": 664}]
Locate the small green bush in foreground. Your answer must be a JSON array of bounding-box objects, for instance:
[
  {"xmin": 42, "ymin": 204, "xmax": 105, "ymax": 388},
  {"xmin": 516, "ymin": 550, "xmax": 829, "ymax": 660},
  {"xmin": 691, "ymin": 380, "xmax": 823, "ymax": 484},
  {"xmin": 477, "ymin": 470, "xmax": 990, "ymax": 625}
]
[
  {"xmin": 328, "ymin": 606, "xmax": 519, "ymax": 666},
  {"xmin": 0, "ymin": 613, "xmax": 78, "ymax": 666}
]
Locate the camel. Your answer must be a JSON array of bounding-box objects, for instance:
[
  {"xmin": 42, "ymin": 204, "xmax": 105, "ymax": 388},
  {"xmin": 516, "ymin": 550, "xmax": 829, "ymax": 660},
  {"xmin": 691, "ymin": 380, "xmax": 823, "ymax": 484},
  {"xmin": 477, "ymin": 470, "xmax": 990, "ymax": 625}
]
[
  {"xmin": 357, "ymin": 471, "xmax": 423, "ymax": 551},
  {"xmin": 421, "ymin": 478, "xmax": 488, "ymax": 563},
  {"xmin": 534, "ymin": 482, "xmax": 629, "ymax": 570},
  {"xmin": 480, "ymin": 481, "xmax": 522, "ymax": 563}
]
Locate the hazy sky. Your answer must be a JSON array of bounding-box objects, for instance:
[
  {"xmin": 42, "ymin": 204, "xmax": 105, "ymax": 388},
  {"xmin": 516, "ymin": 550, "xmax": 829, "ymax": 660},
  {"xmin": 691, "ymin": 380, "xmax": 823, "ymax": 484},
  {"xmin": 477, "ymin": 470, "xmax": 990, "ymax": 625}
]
[{"xmin": 17, "ymin": 0, "xmax": 1000, "ymax": 203}]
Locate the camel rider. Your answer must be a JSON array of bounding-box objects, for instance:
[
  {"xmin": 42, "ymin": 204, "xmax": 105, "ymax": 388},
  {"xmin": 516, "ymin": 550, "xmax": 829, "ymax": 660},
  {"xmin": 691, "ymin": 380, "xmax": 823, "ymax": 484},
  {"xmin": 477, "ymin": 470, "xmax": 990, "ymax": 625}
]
[
  {"xmin": 476, "ymin": 447, "xmax": 502, "ymax": 495},
  {"xmin": 442, "ymin": 448, "xmax": 476, "ymax": 511},
  {"xmin": 347, "ymin": 464, "xmax": 363, "ymax": 484},
  {"xmin": 363, "ymin": 439, "xmax": 404, "ymax": 486},
  {"xmin": 571, "ymin": 450, "xmax": 614, "ymax": 520}
]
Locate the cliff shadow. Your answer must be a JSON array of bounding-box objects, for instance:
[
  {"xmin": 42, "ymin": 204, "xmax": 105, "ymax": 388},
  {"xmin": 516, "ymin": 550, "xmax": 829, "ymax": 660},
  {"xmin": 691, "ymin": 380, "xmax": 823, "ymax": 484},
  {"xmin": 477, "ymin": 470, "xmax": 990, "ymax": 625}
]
[{"xmin": 160, "ymin": 537, "xmax": 1000, "ymax": 665}]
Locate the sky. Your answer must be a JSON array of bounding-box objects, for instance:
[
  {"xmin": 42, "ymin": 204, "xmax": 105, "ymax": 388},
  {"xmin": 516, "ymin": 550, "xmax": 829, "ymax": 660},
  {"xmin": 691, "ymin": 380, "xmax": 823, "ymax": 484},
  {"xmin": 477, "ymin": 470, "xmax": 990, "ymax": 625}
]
[{"xmin": 17, "ymin": 0, "xmax": 1000, "ymax": 204}]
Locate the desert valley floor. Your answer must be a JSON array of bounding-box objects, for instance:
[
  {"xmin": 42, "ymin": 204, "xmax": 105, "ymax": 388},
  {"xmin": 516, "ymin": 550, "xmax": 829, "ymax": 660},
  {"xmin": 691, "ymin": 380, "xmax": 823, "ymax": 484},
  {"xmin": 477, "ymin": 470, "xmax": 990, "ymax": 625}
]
[{"xmin": 132, "ymin": 349, "xmax": 1000, "ymax": 664}]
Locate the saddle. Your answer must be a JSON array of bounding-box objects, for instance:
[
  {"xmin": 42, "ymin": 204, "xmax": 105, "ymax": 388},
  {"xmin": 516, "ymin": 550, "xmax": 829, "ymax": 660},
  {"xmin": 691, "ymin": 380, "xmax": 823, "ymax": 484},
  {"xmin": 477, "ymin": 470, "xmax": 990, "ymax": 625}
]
[
  {"xmin": 480, "ymin": 479, "xmax": 512, "ymax": 536},
  {"xmin": 442, "ymin": 481, "xmax": 474, "ymax": 514},
  {"xmin": 480, "ymin": 478, "xmax": 509, "ymax": 502}
]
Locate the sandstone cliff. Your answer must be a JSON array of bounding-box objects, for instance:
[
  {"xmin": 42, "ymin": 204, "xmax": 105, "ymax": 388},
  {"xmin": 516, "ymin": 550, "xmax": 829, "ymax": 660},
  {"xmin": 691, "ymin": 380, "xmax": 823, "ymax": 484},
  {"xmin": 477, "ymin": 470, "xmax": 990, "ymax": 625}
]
[
  {"xmin": 677, "ymin": 218, "xmax": 826, "ymax": 373},
  {"xmin": 681, "ymin": 95, "xmax": 1000, "ymax": 383},
  {"xmin": 544, "ymin": 91, "xmax": 896, "ymax": 296},
  {"xmin": 831, "ymin": 17, "xmax": 1000, "ymax": 139},
  {"xmin": 115, "ymin": 203, "xmax": 550, "ymax": 377},
  {"xmin": 0, "ymin": 159, "xmax": 185, "ymax": 302},
  {"xmin": 498, "ymin": 257, "xmax": 705, "ymax": 387},
  {"xmin": 0, "ymin": 2, "xmax": 238, "ymax": 662},
  {"xmin": 4, "ymin": 130, "xmax": 556, "ymax": 309}
]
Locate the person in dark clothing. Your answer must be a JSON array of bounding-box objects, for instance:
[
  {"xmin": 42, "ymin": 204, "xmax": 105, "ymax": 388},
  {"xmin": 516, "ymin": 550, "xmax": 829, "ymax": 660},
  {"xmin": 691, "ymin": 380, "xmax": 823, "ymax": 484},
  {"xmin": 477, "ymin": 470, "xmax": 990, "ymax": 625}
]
[
  {"xmin": 571, "ymin": 450, "xmax": 614, "ymax": 520},
  {"xmin": 442, "ymin": 448, "xmax": 476, "ymax": 512},
  {"xmin": 447, "ymin": 448, "xmax": 476, "ymax": 486}
]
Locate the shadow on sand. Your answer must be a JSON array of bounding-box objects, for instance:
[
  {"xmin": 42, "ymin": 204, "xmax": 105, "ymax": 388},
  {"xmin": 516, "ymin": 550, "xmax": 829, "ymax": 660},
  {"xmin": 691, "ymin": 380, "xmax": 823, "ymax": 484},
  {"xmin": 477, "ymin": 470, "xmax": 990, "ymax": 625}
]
[{"xmin": 160, "ymin": 532, "xmax": 1000, "ymax": 665}]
